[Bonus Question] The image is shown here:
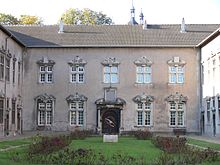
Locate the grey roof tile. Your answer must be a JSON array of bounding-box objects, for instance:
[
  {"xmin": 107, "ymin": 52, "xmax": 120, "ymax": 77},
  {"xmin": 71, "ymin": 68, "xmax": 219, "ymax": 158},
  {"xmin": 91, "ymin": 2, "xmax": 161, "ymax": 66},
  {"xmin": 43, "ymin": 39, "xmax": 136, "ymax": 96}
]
[{"xmin": 5, "ymin": 24, "xmax": 220, "ymax": 48}]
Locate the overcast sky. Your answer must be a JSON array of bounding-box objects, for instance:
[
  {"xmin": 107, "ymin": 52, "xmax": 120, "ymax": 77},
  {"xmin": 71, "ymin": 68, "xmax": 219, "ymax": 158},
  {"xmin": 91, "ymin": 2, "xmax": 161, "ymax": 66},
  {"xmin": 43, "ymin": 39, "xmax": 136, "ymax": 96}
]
[{"xmin": 0, "ymin": 0, "xmax": 220, "ymax": 25}]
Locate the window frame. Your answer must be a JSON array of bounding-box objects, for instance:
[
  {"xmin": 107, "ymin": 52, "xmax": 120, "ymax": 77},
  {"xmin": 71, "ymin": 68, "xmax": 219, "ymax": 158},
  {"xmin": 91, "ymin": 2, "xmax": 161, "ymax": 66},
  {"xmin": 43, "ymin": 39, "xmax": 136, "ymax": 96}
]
[
  {"xmin": 0, "ymin": 55, "xmax": 4, "ymax": 80},
  {"xmin": 169, "ymin": 65, "xmax": 185, "ymax": 84},
  {"xmin": 70, "ymin": 65, "xmax": 85, "ymax": 83},
  {"xmin": 169, "ymin": 102, "xmax": 185, "ymax": 127},
  {"xmin": 69, "ymin": 101, "xmax": 84, "ymax": 126},
  {"xmin": 37, "ymin": 100, "xmax": 53, "ymax": 126},
  {"xmin": 39, "ymin": 65, "xmax": 53, "ymax": 84},
  {"xmin": 136, "ymin": 65, "xmax": 152, "ymax": 84},
  {"xmin": 103, "ymin": 65, "xmax": 119, "ymax": 84},
  {"xmin": 136, "ymin": 102, "xmax": 152, "ymax": 126}
]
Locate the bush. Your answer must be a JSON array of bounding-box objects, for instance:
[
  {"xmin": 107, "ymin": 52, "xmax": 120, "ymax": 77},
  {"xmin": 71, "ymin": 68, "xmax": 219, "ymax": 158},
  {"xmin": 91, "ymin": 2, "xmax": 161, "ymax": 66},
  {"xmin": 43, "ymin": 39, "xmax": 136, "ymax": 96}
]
[
  {"xmin": 152, "ymin": 136, "xmax": 186, "ymax": 153},
  {"xmin": 28, "ymin": 135, "xmax": 71, "ymax": 156},
  {"xmin": 131, "ymin": 130, "xmax": 153, "ymax": 140},
  {"xmin": 70, "ymin": 129, "xmax": 93, "ymax": 140}
]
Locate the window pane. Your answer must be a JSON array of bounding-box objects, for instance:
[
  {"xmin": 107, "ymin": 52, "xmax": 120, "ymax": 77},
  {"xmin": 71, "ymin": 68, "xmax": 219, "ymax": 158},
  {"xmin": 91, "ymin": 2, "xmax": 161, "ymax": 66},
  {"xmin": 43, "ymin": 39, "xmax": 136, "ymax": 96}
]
[
  {"xmin": 46, "ymin": 103, "xmax": 52, "ymax": 110},
  {"xmin": 70, "ymin": 111, "xmax": 76, "ymax": 125},
  {"xmin": 104, "ymin": 74, "xmax": 110, "ymax": 83},
  {"xmin": 170, "ymin": 74, "xmax": 176, "ymax": 83},
  {"xmin": 137, "ymin": 74, "xmax": 144, "ymax": 83},
  {"xmin": 47, "ymin": 74, "xmax": 53, "ymax": 82},
  {"xmin": 71, "ymin": 74, "xmax": 77, "ymax": 82},
  {"xmin": 40, "ymin": 66, "xmax": 45, "ymax": 72},
  {"xmin": 145, "ymin": 66, "xmax": 151, "ymax": 73},
  {"xmin": 104, "ymin": 66, "xmax": 110, "ymax": 73},
  {"xmin": 111, "ymin": 66, "xmax": 118, "ymax": 73},
  {"xmin": 39, "ymin": 111, "xmax": 45, "ymax": 125},
  {"xmin": 177, "ymin": 111, "xmax": 184, "ymax": 126},
  {"xmin": 170, "ymin": 66, "xmax": 176, "ymax": 73},
  {"xmin": 170, "ymin": 111, "xmax": 176, "ymax": 126},
  {"xmin": 71, "ymin": 66, "xmax": 77, "ymax": 72},
  {"xmin": 144, "ymin": 74, "xmax": 151, "ymax": 83},
  {"xmin": 177, "ymin": 66, "xmax": 184, "ymax": 73},
  {"xmin": 46, "ymin": 111, "xmax": 52, "ymax": 125},
  {"xmin": 78, "ymin": 74, "xmax": 84, "ymax": 82},
  {"xmin": 145, "ymin": 103, "xmax": 151, "ymax": 110},
  {"xmin": 38, "ymin": 103, "xmax": 45, "ymax": 110},
  {"xmin": 40, "ymin": 74, "xmax": 45, "ymax": 82},
  {"xmin": 78, "ymin": 111, "xmax": 84, "ymax": 125},
  {"xmin": 178, "ymin": 104, "xmax": 183, "ymax": 110},
  {"xmin": 111, "ymin": 74, "xmax": 118, "ymax": 83},
  {"xmin": 137, "ymin": 111, "xmax": 143, "ymax": 125},
  {"xmin": 145, "ymin": 111, "xmax": 151, "ymax": 125},
  {"xmin": 0, "ymin": 100, "xmax": 3, "ymax": 123},
  {"xmin": 78, "ymin": 67, "xmax": 84, "ymax": 72},
  {"xmin": 137, "ymin": 103, "xmax": 143, "ymax": 109},
  {"xmin": 177, "ymin": 73, "xmax": 184, "ymax": 83},
  {"xmin": 47, "ymin": 66, "xmax": 53, "ymax": 72},
  {"xmin": 70, "ymin": 103, "xmax": 76, "ymax": 109},
  {"xmin": 137, "ymin": 66, "xmax": 143, "ymax": 73},
  {"xmin": 170, "ymin": 103, "xmax": 176, "ymax": 110},
  {"xmin": 78, "ymin": 102, "xmax": 84, "ymax": 109}
]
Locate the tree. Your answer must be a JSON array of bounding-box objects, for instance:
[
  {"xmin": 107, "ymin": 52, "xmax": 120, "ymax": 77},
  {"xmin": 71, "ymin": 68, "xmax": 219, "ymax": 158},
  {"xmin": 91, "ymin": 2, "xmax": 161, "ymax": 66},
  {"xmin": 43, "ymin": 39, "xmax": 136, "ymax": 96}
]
[
  {"xmin": 0, "ymin": 13, "xmax": 19, "ymax": 25},
  {"xmin": 61, "ymin": 8, "xmax": 113, "ymax": 25},
  {"xmin": 19, "ymin": 15, "xmax": 42, "ymax": 25}
]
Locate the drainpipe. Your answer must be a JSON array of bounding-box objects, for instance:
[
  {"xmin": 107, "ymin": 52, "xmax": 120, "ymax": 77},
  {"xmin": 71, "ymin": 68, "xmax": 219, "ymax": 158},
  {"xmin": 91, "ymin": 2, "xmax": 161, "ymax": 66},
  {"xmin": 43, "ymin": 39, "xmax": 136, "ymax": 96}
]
[{"xmin": 3, "ymin": 34, "xmax": 13, "ymax": 136}]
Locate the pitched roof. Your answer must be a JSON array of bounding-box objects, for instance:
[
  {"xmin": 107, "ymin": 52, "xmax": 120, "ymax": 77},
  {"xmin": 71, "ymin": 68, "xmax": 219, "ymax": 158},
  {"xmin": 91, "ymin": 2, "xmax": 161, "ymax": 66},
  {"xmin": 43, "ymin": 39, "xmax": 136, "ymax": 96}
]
[{"xmin": 5, "ymin": 24, "xmax": 220, "ymax": 48}]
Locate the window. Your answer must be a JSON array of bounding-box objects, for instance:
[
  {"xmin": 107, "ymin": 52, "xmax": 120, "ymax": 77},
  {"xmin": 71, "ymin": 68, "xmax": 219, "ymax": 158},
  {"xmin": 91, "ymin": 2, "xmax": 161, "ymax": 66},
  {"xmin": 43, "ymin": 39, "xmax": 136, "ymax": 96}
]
[
  {"xmin": 0, "ymin": 55, "xmax": 4, "ymax": 80},
  {"xmin": 18, "ymin": 62, "xmax": 21, "ymax": 85},
  {"xmin": 12, "ymin": 99, "xmax": 16, "ymax": 124},
  {"xmin": 169, "ymin": 66, "xmax": 184, "ymax": 83},
  {"xmin": 0, "ymin": 100, "xmax": 3, "ymax": 123},
  {"xmin": 70, "ymin": 66, "xmax": 84, "ymax": 83},
  {"xmin": 169, "ymin": 102, "xmax": 184, "ymax": 126},
  {"xmin": 136, "ymin": 66, "xmax": 151, "ymax": 83},
  {"xmin": 39, "ymin": 65, "xmax": 53, "ymax": 83},
  {"xmin": 37, "ymin": 100, "xmax": 53, "ymax": 126},
  {"xmin": 137, "ymin": 102, "xmax": 152, "ymax": 126},
  {"xmin": 5, "ymin": 58, "xmax": 10, "ymax": 81},
  {"xmin": 104, "ymin": 66, "xmax": 118, "ymax": 83},
  {"xmin": 69, "ymin": 101, "xmax": 84, "ymax": 126},
  {"xmin": 12, "ymin": 60, "xmax": 16, "ymax": 84}
]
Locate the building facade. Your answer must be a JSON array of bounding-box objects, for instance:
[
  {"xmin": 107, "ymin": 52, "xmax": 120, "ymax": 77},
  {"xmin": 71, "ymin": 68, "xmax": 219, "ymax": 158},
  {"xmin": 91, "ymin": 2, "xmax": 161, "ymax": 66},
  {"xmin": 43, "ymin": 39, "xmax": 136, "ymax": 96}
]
[
  {"xmin": 0, "ymin": 22, "xmax": 220, "ymax": 136},
  {"xmin": 200, "ymin": 28, "xmax": 220, "ymax": 136},
  {"xmin": 0, "ymin": 25, "xmax": 24, "ymax": 136}
]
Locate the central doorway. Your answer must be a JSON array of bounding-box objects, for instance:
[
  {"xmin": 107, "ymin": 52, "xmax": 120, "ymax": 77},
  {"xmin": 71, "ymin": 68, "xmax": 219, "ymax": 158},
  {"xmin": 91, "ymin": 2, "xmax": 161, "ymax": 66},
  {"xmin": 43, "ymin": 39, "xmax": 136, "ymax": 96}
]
[{"xmin": 101, "ymin": 109, "xmax": 120, "ymax": 134}]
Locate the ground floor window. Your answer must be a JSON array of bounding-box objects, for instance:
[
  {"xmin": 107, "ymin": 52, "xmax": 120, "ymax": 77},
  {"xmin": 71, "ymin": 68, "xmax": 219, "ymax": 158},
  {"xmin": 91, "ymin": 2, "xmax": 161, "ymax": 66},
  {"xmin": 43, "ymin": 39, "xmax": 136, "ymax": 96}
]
[
  {"xmin": 137, "ymin": 102, "xmax": 152, "ymax": 126},
  {"xmin": 169, "ymin": 103, "xmax": 185, "ymax": 126},
  {"xmin": 37, "ymin": 101, "xmax": 53, "ymax": 126},
  {"xmin": 0, "ymin": 99, "xmax": 3, "ymax": 123},
  {"xmin": 69, "ymin": 102, "xmax": 84, "ymax": 126}
]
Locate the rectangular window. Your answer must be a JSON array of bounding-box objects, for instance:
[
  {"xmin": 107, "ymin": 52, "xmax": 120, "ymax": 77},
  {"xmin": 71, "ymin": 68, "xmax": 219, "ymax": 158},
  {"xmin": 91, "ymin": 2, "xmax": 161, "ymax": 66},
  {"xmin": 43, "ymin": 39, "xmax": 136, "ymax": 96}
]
[
  {"xmin": 137, "ymin": 102, "xmax": 152, "ymax": 126},
  {"xmin": 70, "ymin": 66, "xmax": 84, "ymax": 83},
  {"xmin": 69, "ymin": 101, "xmax": 84, "ymax": 126},
  {"xmin": 169, "ymin": 66, "xmax": 184, "ymax": 84},
  {"xmin": 136, "ymin": 66, "xmax": 151, "ymax": 83},
  {"xmin": 169, "ymin": 103, "xmax": 185, "ymax": 126},
  {"xmin": 38, "ymin": 111, "xmax": 45, "ymax": 125},
  {"xmin": 46, "ymin": 111, "xmax": 52, "ymax": 125},
  {"xmin": 0, "ymin": 100, "xmax": 3, "ymax": 123},
  {"xmin": 18, "ymin": 62, "xmax": 21, "ymax": 85},
  {"xmin": 12, "ymin": 60, "xmax": 16, "ymax": 84},
  {"xmin": 5, "ymin": 58, "xmax": 10, "ymax": 81},
  {"xmin": 104, "ymin": 66, "xmax": 118, "ymax": 83},
  {"xmin": 0, "ymin": 55, "xmax": 4, "ymax": 80},
  {"xmin": 39, "ymin": 65, "xmax": 53, "ymax": 83},
  {"xmin": 12, "ymin": 100, "xmax": 16, "ymax": 124},
  {"xmin": 37, "ymin": 101, "xmax": 53, "ymax": 126}
]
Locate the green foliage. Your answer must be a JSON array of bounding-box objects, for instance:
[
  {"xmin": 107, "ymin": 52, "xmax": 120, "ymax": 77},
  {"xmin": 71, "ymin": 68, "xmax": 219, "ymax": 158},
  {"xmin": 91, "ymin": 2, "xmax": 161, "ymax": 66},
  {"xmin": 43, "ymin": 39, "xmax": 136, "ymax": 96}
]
[
  {"xmin": 188, "ymin": 138, "xmax": 220, "ymax": 151},
  {"xmin": 19, "ymin": 15, "xmax": 42, "ymax": 25},
  {"xmin": 0, "ymin": 13, "xmax": 19, "ymax": 25},
  {"xmin": 60, "ymin": 8, "xmax": 113, "ymax": 25}
]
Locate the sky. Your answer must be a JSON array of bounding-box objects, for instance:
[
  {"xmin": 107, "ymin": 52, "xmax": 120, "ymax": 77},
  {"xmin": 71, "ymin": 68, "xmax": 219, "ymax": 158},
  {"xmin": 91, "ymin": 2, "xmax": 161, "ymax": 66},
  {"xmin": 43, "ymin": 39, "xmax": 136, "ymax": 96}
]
[{"xmin": 0, "ymin": 0, "xmax": 220, "ymax": 25}]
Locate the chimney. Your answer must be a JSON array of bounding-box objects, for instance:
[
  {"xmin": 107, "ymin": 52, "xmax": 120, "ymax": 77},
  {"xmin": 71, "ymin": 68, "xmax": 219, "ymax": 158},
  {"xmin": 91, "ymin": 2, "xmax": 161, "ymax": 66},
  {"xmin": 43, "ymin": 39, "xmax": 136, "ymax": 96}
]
[
  {"xmin": 181, "ymin": 17, "xmax": 186, "ymax": 33},
  {"xmin": 143, "ymin": 20, "xmax": 147, "ymax": 30},
  {"xmin": 58, "ymin": 19, "xmax": 64, "ymax": 33}
]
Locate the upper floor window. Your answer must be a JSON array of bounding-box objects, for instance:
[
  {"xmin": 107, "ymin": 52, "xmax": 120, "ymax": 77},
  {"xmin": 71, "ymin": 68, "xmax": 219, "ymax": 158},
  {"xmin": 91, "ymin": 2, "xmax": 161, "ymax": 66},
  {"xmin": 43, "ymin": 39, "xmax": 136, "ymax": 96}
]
[
  {"xmin": 166, "ymin": 92, "xmax": 187, "ymax": 127},
  {"xmin": 66, "ymin": 93, "xmax": 87, "ymax": 126},
  {"xmin": 18, "ymin": 62, "xmax": 21, "ymax": 85},
  {"xmin": 102, "ymin": 57, "xmax": 120, "ymax": 84},
  {"xmin": 35, "ymin": 93, "xmax": 55, "ymax": 126},
  {"xmin": 167, "ymin": 57, "xmax": 186, "ymax": 84},
  {"xmin": 12, "ymin": 58, "xmax": 16, "ymax": 84},
  {"xmin": 134, "ymin": 56, "xmax": 152, "ymax": 84},
  {"xmin": 5, "ymin": 58, "xmax": 10, "ymax": 81},
  {"xmin": 37, "ymin": 57, "xmax": 55, "ymax": 84},
  {"xmin": 133, "ymin": 94, "xmax": 154, "ymax": 126},
  {"xmin": 68, "ymin": 56, "xmax": 87, "ymax": 84},
  {"xmin": 0, "ymin": 55, "xmax": 4, "ymax": 80}
]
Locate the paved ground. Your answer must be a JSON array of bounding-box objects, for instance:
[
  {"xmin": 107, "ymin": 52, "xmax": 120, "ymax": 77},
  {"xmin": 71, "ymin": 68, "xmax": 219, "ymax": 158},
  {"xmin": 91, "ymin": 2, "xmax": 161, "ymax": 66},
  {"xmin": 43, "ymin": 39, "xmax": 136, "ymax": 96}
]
[{"xmin": 1, "ymin": 131, "xmax": 220, "ymax": 144}]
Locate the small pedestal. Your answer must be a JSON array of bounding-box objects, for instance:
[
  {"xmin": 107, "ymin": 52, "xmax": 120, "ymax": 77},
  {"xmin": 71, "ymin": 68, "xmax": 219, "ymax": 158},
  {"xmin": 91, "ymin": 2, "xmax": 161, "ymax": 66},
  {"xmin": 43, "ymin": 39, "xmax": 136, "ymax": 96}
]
[{"xmin": 103, "ymin": 134, "xmax": 118, "ymax": 142}]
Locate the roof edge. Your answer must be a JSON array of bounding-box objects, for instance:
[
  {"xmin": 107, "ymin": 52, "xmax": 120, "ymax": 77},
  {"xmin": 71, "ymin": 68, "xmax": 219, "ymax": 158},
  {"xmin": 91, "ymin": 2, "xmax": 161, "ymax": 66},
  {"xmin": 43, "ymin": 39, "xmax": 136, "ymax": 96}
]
[
  {"xmin": 0, "ymin": 24, "xmax": 25, "ymax": 47},
  {"xmin": 197, "ymin": 27, "xmax": 220, "ymax": 48}
]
